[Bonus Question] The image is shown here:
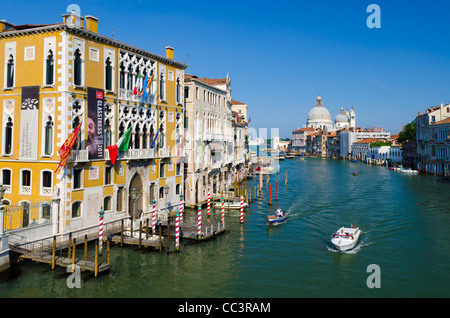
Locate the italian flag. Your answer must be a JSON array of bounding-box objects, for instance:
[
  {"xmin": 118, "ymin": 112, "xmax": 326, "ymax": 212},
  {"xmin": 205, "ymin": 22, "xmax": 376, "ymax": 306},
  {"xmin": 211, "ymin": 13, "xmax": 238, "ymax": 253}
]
[
  {"xmin": 133, "ymin": 71, "xmax": 142, "ymax": 95},
  {"xmin": 107, "ymin": 127, "xmax": 132, "ymax": 164}
]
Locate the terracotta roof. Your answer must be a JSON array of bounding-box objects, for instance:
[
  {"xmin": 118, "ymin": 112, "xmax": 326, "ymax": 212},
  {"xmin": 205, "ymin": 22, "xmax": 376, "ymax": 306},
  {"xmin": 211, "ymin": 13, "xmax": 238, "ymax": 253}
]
[
  {"xmin": 433, "ymin": 117, "xmax": 450, "ymax": 125},
  {"xmin": 353, "ymin": 138, "xmax": 379, "ymax": 144},
  {"xmin": 231, "ymin": 99, "xmax": 246, "ymax": 105},
  {"xmin": 196, "ymin": 77, "xmax": 229, "ymax": 85}
]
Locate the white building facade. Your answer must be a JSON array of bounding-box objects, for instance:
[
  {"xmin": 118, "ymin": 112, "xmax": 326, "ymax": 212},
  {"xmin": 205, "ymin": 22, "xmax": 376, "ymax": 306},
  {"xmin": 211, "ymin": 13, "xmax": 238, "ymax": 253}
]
[{"xmin": 183, "ymin": 74, "xmax": 235, "ymax": 206}]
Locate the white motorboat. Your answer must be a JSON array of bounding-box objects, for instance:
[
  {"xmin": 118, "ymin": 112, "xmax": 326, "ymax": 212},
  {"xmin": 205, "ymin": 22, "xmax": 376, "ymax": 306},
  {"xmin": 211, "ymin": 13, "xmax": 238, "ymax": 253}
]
[
  {"xmin": 401, "ymin": 169, "xmax": 418, "ymax": 174},
  {"xmin": 331, "ymin": 226, "xmax": 361, "ymax": 251},
  {"xmin": 214, "ymin": 201, "xmax": 248, "ymax": 210}
]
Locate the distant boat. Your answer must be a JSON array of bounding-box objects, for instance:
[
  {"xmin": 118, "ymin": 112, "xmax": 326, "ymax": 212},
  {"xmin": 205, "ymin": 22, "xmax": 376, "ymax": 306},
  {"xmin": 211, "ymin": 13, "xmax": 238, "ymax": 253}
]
[
  {"xmin": 286, "ymin": 155, "xmax": 295, "ymax": 159},
  {"xmin": 353, "ymin": 171, "xmax": 358, "ymax": 176},
  {"xmin": 267, "ymin": 211, "xmax": 288, "ymax": 224},
  {"xmin": 215, "ymin": 201, "xmax": 248, "ymax": 210},
  {"xmin": 331, "ymin": 226, "xmax": 361, "ymax": 251},
  {"xmin": 401, "ymin": 168, "xmax": 418, "ymax": 175}
]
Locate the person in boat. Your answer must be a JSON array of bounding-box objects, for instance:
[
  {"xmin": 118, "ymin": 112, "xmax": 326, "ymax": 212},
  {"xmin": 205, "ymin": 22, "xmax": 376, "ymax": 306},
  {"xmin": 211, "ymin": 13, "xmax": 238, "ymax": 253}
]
[{"xmin": 276, "ymin": 208, "xmax": 284, "ymax": 217}]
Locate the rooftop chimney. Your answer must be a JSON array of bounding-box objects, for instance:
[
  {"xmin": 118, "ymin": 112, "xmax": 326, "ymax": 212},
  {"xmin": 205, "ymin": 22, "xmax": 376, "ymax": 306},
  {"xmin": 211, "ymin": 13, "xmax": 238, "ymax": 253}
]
[
  {"xmin": 85, "ymin": 15, "xmax": 99, "ymax": 33},
  {"xmin": 165, "ymin": 46, "xmax": 174, "ymax": 60}
]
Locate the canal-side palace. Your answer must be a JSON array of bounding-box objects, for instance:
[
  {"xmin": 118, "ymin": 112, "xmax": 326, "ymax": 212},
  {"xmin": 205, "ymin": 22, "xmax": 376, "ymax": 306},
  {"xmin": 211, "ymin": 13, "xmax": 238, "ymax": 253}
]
[{"xmin": 0, "ymin": 8, "xmax": 249, "ymax": 270}]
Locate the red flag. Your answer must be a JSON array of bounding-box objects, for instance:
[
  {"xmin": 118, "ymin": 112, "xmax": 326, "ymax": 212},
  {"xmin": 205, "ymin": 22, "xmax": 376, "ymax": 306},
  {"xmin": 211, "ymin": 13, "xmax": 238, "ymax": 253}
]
[{"xmin": 55, "ymin": 122, "xmax": 82, "ymax": 172}]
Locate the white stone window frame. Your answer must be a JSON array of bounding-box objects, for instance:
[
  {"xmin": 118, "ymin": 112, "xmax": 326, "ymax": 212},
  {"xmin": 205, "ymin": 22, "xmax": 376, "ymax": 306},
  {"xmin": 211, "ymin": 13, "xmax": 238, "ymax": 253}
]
[
  {"xmin": 19, "ymin": 168, "xmax": 32, "ymax": 195},
  {"xmin": 159, "ymin": 64, "xmax": 166, "ymax": 103},
  {"xmin": 176, "ymin": 70, "xmax": 184, "ymax": 106},
  {"xmin": 103, "ymin": 195, "xmax": 113, "ymax": 212},
  {"xmin": 72, "ymin": 167, "xmax": 84, "ymax": 190},
  {"xmin": 42, "ymin": 37, "xmax": 56, "ymax": 87},
  {"xmin": 41, "ymin": 97, "xmax": 55, "ymax": 157},
  {"xmin": 71, "ymin": 200, "xmax": 83, "ymax": 219},
  {"xmin": 40, "ymin": 169, "xmax": 53, "ymax": 196},
  {"xmin": 104, "ymin": 164, "xmax": 114, "ymax": 186},
  {"xmin": 1, "ymin": 168, "xmax": 12, "ymax": 194},
  {"xmin": 3, "ymin": 42, "xmax": 16, "ymax": 89},
  {"xmin": 72, "ymin": 37, "xmax": 86, "ymax": 88},
  {"xmin": 104, "ymin": 47, "xmax": 115, "ymax": 93},
  {"xmin": 71, "ymin": 99, "xmax": 86, "ymax": 150},
  {"xmin": 2, "ymin": 99, "xmax": 15, "ymax": 156}
]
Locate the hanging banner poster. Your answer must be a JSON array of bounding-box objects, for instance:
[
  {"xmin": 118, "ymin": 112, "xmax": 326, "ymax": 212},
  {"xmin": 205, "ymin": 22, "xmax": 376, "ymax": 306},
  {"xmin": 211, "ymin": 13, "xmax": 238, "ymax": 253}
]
[
  {"xmin": 19, "ymin": 86, "xmax": 40, "ymax": 160},
  {"xmin": 87, "ymin": 87, "xmax": 105, "ymax": 159}
]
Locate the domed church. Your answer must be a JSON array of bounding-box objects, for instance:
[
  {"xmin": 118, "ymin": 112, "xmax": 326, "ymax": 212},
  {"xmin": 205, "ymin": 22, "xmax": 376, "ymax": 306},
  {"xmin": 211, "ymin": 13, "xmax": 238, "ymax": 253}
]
[{"xmin": 305, "ymin": 95, "xmax": 355, "ymax": 131}]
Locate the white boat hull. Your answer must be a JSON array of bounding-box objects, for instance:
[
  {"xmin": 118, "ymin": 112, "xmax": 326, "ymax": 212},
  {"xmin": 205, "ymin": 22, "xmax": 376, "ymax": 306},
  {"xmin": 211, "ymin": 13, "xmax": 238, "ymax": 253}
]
[{"xmin": 331, "ymin": 227, "xmax": 361, "ymax": 251}]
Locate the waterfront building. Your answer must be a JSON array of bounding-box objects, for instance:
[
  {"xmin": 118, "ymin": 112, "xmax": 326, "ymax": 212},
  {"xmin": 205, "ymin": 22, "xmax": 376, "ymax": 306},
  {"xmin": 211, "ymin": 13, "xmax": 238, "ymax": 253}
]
[
  {"xmin": 272, "ymin": 133, "xmax": 289, "ymax": 153},
  {"xmin": 312, "ymin": 131, "xmax": 327, "ymax": 156},
  {"xmin": 402, "ymin": 140, "xmax": 417, "ymax": 169},
  {"xmin": 351, "ymin": 138, "xmax": 378, "ymax": 161},
  {"xmin": 231, "ymin": 99, "xmax": 248, "ymax": 122},
  {"xmin": 183, "ymin": 74, "xmax": 233, "ymax": 206},
  {"xmin": 388, "ymin": 146, "xmax": 403, "ymax": 165},
  {"xmin": 339, "ymin": 127, "xmax": 390, "ymax": 159},
  {"xmin": 326, "ymin": 131, "xmax": 338, "ymax": 158},
  {"xmin": 0, "ymin": 11, "xmax": 187, "ymax": 238},
  {"xmin": 416, "ymin": 103, "xmax": 450, "ymax": 175},
  {"xmin": 429, "ymin": 118, "xmax": 450, "ymax": 176},
  {"xmin": 291, "ymin": 127, "xmax": 315, "ymax": 154}
]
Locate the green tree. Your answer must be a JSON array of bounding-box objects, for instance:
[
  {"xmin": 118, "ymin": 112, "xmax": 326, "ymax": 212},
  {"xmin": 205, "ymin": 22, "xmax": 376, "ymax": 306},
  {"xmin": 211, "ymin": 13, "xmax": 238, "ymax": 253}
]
[{"xmin": 398, "ymin": 120, "xmax": 416, "ymax": 143}]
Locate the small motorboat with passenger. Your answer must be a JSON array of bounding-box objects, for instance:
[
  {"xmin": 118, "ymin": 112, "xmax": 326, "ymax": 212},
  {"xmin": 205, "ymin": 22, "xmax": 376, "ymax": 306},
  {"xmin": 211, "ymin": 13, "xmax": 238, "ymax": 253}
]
[
  {"xmin": 267, "ymin": 209, "xmax": 288, "ymax": 223},
  {"xmin": 331, "ymin": 226, "xmax": 361, "ymax": 251}
]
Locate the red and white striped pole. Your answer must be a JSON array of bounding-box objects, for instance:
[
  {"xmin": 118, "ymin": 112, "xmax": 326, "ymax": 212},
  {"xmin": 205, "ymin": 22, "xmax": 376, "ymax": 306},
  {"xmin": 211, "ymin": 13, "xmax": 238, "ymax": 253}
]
[
  {"xmin": 175, "ymin": 211, "xmax": 180, "ymax": 251},
  {"xmin": 152, "ymin": 199, "xmax": 156, "ymax": 235},
  {"xmin": 240, "ymin": 196, "xmax": 244, "ymax": 224},
  {"xmin": 99, "ymin": 208, "xmax": 104, "ymax": 255},
  {"xmin": 221, "ymin": 196, "xmax": 225, "ymax": 225},
  {"xmin": 207, "ymin": 191, "xmax": 211, "ymax": 216},
  {"xmin": 179, "ymin": 193, "xmax": 184, "ymax": 223},
  {"xmin": 197, "ymin": 203, "xmax": 202, "ymax": 236}
]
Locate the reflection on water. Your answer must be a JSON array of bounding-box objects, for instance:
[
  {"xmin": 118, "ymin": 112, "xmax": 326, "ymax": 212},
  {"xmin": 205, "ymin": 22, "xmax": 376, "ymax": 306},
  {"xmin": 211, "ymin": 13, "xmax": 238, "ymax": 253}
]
[{"xmin": 1, "ymin": 157, "xmax": 450, "ymax": 297}]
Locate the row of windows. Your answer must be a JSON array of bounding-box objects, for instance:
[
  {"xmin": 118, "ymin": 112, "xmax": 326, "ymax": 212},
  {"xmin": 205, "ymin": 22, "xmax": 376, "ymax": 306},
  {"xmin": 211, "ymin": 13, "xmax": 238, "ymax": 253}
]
[
  {"xmin": 2, "ymin": 115, "xmax": 53, "ymax": 156},
  {"xmin": 1, "ymin": 168, "xmax": 52, "ymax": 195},
  {"xmin": 194, "ymin": 87, "xmax": 227, "ymax": 106},
  {"xmin": 4, "ymin": 48, "xmax": 55, "ymax": 88}
]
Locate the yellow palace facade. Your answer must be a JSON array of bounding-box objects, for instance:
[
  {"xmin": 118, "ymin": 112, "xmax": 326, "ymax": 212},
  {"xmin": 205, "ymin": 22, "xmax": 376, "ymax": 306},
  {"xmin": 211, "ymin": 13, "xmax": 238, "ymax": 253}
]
[{"xmin": 0, "ymin": 11, "xmax": 187, "ymax": 235}]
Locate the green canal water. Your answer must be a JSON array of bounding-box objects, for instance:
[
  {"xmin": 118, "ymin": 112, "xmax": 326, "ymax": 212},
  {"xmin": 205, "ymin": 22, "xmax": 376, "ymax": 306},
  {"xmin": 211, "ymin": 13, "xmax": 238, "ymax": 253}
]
[{"xmin": 1, "ymin": 157, "xmax": 450, "ymax": 298}]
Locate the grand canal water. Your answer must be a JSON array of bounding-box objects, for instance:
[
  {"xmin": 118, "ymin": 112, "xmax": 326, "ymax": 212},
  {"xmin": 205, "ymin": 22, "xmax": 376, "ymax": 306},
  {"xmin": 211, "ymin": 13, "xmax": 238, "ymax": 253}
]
[{"xmin": 1, "ymin": 157, "xmax": 450, "ymax": 298}]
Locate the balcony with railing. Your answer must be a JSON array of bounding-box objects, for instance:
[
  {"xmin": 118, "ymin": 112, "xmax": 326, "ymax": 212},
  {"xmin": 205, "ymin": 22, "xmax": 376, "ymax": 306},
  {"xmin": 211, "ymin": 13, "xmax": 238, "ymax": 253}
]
[
  {"xmin": 118, "ymin": 88, "xmax": 156, "ymax": 105},
  {"xmin": 68, "ymin": 149, "xmax": 89, "ymax": 163},
  {"xmin": 159, "ymin": 147, "xmax": 170, "ymax": 158}
]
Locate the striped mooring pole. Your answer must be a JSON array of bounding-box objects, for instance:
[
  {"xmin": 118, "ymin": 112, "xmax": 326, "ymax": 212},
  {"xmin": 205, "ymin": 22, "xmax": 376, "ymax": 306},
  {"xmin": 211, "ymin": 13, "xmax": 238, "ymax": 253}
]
[
  {"xmin": 99, "ymin": 208, "xmax": 104, "ymax": 255},
  {"xmin": 240, "ymin": 196, "xmax": 244, "ymax": 224},
  {"xmin": 207, "ymin": 191, "xmax": 211, "ymax": 216},
  {"xmin": 221, "ymin": 196, "xmax": 225, "ymax": 225},
  {"xmin": 152, "ymin": 199, "xmax": 156, "ymax": 234},
  {"xmin": 179, "ymin": 193, "xmax": 184, "ymax": 223},
  {"xmin": 198, "ymin": 203, "xmax": 202, "ymax": 236},
  {"xmin": 175, "ymin": 212, "xmax": 180, "ymax": 251}
]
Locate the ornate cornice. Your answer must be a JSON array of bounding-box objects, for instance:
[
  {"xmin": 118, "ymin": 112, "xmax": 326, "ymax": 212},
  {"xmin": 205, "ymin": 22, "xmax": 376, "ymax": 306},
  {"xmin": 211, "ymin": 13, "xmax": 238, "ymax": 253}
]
[{"xmin": 0, "ymin": 23, "xmax": 188, "ymax": 69}]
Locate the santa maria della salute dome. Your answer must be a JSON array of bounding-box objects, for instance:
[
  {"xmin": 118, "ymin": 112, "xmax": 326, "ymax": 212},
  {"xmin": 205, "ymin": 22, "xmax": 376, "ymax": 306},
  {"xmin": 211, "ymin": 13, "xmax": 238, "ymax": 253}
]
[{"xmin": 305, "ymin": 94, "xmax": 355, "ymax": 131}]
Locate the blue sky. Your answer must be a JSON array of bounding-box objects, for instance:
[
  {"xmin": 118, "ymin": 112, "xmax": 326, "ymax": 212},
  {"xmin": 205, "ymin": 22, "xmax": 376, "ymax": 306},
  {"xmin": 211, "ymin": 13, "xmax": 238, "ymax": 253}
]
[{"xmin": 3, "ymin": 1, "xmax": 450, "ymax": 137}]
